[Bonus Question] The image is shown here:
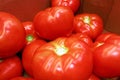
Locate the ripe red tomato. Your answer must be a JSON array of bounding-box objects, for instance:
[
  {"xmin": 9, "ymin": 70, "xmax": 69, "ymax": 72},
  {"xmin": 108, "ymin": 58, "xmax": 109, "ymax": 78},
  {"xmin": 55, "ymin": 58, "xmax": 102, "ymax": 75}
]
[
  {"xmin": 22, "ymin": 40, "xmax": 46, "ymax": 77},
  {"xmin": 32, "ymin": 37, "xmax": 93, "ymax": 80},
  {"xmin": 93, "ymin": 33, "xmax": 120, "ymax": 78},
  {"xmin": 22, "ymin": 21, "xmax": 39, "ymax": 45},
  {"xmin": 10, "ymin": 77, "xmax": 33, "ymax": 80},
  {"xmin": 0, "ymin": 56, "xmax": 23, "ymax": 80},
  {"xmin": 33, "ymin": 6, "xmax": 74, "ymax": 40},
  {"xmin": 73, "ymin": 13, "xmax": 103, "ymax": 40},
  {"xmin": 51, "ymin": 0, "xmax": 80, "ymax": 13},
  {"xmin": 0, "ymin": 12, "xmax": 25, "ymax": 58}
]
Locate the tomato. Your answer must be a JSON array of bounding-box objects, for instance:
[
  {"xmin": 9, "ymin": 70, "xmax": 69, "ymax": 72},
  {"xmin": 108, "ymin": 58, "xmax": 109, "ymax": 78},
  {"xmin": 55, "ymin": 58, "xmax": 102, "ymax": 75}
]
[
  {"xmin": 10, "ymin": 77, "xmax": 33, "ymax": 80},
  {"xmin": 32, "ymin": 37, "xmax": 93, "ymax": 80},
  {"xmin": 73, "ymin": 13, "xmax": 103, "ymax": 40},
  {"xmin": 33, "ymin": 6, "xmax": 74, "ymax": 40},
  {"xmin": 0, "ymin": 12, "xmax": 25, "ymax": 58},
  {"xmin": 88, "ymin": 74, "xmax": 101, "ymax": 80},
  {"xmin": 93, "ymin": 33, "xmax": 120, "ymax": 78},
  {"xmin": 22, "ymin": 21, "xmax": 39, "ymax": 45},
  {"xmin": 51, "ymin": 0, "xmax": 80, "ymax": 13},
  {"xmin": 0, "ymin": 56, "xmax": 23, "ymax": 80},
  {"xmin": 22, "ymin": 40, "xmax": 46, "ymax": 77},
  {"xmin": 70, "ymin": 33, "xmax": 93, "ymax": 47}
]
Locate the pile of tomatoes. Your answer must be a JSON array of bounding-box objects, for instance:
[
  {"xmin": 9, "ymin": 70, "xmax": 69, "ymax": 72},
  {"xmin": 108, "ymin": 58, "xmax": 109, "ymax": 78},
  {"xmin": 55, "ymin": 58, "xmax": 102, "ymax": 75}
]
[{"xmin": 0, "ymin": 0, "xmax": 120, "ymax": 80}]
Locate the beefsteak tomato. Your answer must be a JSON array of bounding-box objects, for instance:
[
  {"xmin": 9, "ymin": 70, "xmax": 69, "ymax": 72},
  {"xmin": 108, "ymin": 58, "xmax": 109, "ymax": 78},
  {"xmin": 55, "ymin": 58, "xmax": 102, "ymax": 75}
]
[
  {"xmin": 32, "ymin": 37, "xmax": 93, "ymax": 80},
  {"xmin": 73, "ymin": 13, "xmax": 103, "ymax": 40},
  {"xmin": 51, "ymin": 0, "xmax": 80, "ymax": 13},
  {"xmin": 33, "ymin": 6, "xmax": 74, "ymax": 40},
  {"xmin": 0, "ymin": 12, "xmax": 25, "ymax": 58},
  {"xmin": 0, "ymin": 56, "xmax": 23, "ymax": 80},
  {"xmin": 93, "ymin": 33, "xmax": 120, "ymax": 78}
]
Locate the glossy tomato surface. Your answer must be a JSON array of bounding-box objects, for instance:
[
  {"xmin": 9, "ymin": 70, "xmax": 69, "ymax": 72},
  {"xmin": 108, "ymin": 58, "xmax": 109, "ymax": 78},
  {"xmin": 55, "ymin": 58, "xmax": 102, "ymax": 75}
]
[
  {"xmin": 70, "ymin": 33, "xmax": 93, "ymax": 47},
  {"xmin": 32, "ymin": 37, "xmax": 93, "ymax": 80},
  {"xmin": 73, "ymin": 13, "xmax": 103, "ymax": 40},
  {"xmin": 0, "ymin": 12, "xmax": 25, "ymax": 58},
  {"xmin": 22, "ymin": 21, "xmax": 39, "ymax": 45},
  {"xmin": 51, "ymin": 0, "xmax": 80, "ymax": 13},
  {"xmin": 93, "ymin": 33, "xmax": 120, "ymax": 78},
  {"xmin": 22, "ymin": 40, "xmax": 46, "ymax": 77},
  {"xmin": 33, "ymin": 6, "xmax": 74, "ymax": 40},
  {"xmin": 0, "ymin": 56, "xmax": 23, "ymax": 80}
]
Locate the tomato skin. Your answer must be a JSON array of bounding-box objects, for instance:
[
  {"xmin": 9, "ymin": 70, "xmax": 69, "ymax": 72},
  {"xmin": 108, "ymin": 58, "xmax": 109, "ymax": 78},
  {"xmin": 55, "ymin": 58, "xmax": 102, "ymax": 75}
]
[
  {"xmin": 95, "ymin": 32, "xmax": 118, "ymax": 42},
  {"xmin": 51, "ymin": 0, "xmax": 80, "ymax": 13},
  {"xmin": 70, "ymin": 33, "xmax": 93, "ymax": 47},
  {"xmin": 0, "ymin": 56, "xmax": 23, "ymax": 80},
  {"xmin": 73, "ymin": 13, "xmax": 103, "ymax": 40},
  {"xmin": 22, "ymin": 21, "xmax": 39, "ymax": 45},
  {"xmin": 0, "ymin": 12, "xmax": 25, "ymax": 58},
  {"xmin": 10, "ymin": 77, "xmax": 33, "ymax": 80},
  {"xmin": 32, "ymin": 37, "xmax": 93, "ymax": 80},
  {"xmin": 22, "ymin": 40, "xmax": 46, "ymax": 77},
  {"xmin": 93, "ymin": 33, "xmax": 120, "ymax": 78},
  {"xmin": 33, "ymin": 6, "xmax": 74, "ymax": 40}
]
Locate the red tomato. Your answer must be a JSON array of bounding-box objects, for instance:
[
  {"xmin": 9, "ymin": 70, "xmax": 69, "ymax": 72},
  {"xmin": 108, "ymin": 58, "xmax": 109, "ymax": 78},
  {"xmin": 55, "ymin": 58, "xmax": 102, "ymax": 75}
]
[
  {"xmin": 10, "ymin": 77, "xmax": 33, "ymax": 80},
  {"xmin": 22, "ymin": 21, "xmax": 39, "ymax": 45},
  {"xmin": 73, "ymin": 13, "xmax": 103, "ymax": 40},
  {"xmin": 93, "ymin": 33, "xmax": 120, "ymax": 78},
  {"xmin": 70, "ymin": 33, "xmax": 93, "ymax": 47},
  {"xmin": 0, "ymin": 12, "xmax": 25, "ymax": 58},
  {"xmin": 88, "ymin": 74, "xmax": 101, "ymax": 80},
  {"xmin": 51, "ymin": 0, "xmax": 80, "ymax": 13},
  {"xmin": 0, "ymin": 56, "xmax": 23, "ymax": 80},
  {"xmin": 22, "ymin": 40, "xmax": 46, "ymax": 77},
  {"xmin": 32, "ymin": 37, "xmax": 93, "ymax": 80},
  {"xmin": 33, "ymin": 6, "xmax": 74, "ymax": 40}
]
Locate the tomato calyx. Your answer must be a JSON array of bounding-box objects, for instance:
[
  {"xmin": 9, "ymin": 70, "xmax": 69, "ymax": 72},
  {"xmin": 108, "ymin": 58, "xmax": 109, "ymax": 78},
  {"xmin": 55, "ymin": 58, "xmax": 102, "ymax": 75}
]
[
  {"xmin": 83, "ymin": 16, "xmax": 91, "ymax": 24},
  {"xmin": 53, "ymin": 43, "xmax": 69, "ymax": 56},
  {"xmin": 26, "ymin": 35, "xmax": 34, "ymax": 42}
]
